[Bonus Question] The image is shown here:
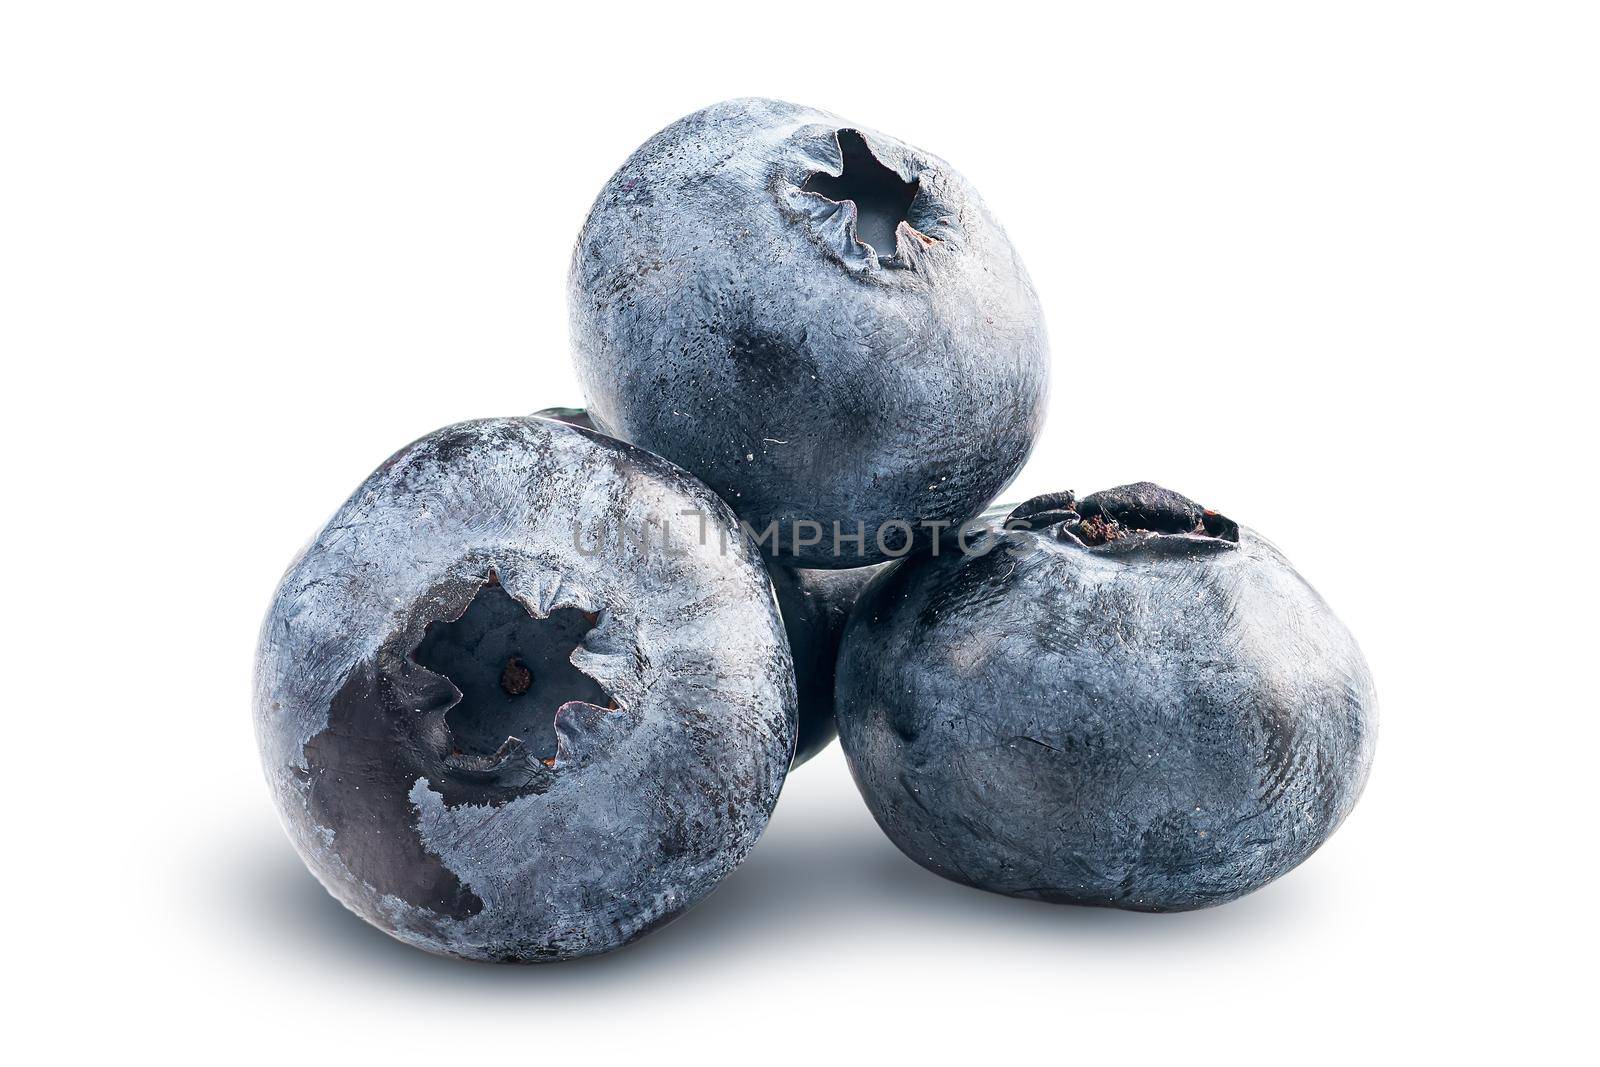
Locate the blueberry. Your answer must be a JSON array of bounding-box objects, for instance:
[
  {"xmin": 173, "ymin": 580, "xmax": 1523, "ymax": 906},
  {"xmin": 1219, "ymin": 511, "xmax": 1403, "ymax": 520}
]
[
  {"xmin": 254, "ymin": 416, "xmax": 796, "ymax": 961},
  {"xmin": 569, "ymin": 97, "xmax": 1050, "ymax": 567},
  {"xmin": 834, "ymin": 483, "xmax": 1376, "ymax": 911},
  {"xmin": 770, "ymin": 564, "xmax": 885, "ymax": 766}
]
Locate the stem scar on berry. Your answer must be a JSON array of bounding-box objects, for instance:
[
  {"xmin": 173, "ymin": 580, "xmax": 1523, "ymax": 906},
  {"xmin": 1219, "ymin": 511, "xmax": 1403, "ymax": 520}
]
[
  {"xmin": 802, "ymin": 129, "xmax": 927, "ymax": 258},
  {"xmin": 412, "ymin": 577, "xmax": 614, "ymax": 765}
]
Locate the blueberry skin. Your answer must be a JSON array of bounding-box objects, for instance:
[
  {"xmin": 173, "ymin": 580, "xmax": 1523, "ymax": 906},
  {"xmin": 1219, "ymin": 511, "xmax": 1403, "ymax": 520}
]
[
  {"xmin": 834, "ymin": 486, "xmax": 1377, "ymax": 911},
  {"xmin": 769, "ymin": 564, "xmax": 885, "ymax": 766},
  {"xmin": 569, "ymin": 97, "xmax": 1049, "ymax": 567},
  {"xmin": 254, "ymin": 417, "xmax": 796, "ymax": 961}
]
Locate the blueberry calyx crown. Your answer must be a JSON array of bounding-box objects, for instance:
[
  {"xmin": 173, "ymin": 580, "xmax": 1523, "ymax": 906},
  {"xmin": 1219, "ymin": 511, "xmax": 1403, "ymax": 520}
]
[
  {"xmin": 784, "ymin": 128, "xmax": 940, "ymax": 273},
  {"xmin": 1007, "ymin": 482, "xmax": 1240, "ymax": 546},
  {"xmin": 801, "ymin": 129, "xmax": 922, "ymax": 259}
]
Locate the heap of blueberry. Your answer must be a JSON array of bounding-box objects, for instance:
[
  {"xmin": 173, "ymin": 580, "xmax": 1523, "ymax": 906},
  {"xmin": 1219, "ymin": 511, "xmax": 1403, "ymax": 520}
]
[{"xmin": 256, "ymin": 98, "xmax": 1374, "ymax": 963}]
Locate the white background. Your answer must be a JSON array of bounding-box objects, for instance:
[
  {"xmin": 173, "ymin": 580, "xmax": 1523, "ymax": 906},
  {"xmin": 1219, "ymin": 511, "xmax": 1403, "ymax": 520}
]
[{"xmin": 4, "ymin": 2, "xmax": 1595, "ymax": 1061}]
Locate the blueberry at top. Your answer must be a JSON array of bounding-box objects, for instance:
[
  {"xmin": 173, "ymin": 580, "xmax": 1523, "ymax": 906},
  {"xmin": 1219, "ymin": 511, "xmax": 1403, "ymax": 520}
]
[{"xmin": 569, "ymin": 97, "xmax": 1049, "ymax": 568}]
